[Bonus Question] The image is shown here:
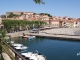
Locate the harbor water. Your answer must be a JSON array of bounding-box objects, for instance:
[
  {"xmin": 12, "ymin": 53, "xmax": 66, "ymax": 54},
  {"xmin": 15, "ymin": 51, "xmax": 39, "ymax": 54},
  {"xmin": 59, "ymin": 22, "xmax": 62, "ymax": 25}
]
[{"xmin": 11, "ymin": 37, "xmax": 80, "ymax": 60}]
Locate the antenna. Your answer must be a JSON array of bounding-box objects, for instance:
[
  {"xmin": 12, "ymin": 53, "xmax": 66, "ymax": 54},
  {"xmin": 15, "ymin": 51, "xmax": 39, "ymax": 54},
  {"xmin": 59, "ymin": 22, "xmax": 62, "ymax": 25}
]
[{"xmin": 35, "ymin": 50, "xmax": 38, "ymax": 53}]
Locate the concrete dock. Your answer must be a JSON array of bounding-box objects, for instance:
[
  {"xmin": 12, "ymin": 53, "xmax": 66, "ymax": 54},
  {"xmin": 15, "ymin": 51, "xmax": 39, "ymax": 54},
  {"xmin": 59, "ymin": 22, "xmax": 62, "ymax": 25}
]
[
  {"xmin": 6, "ymin": 28, "xmax": 80, "ymax": 40},
  {"xmin": 25, "ymin": 32, "xmax": 80, "ymax": 40}
]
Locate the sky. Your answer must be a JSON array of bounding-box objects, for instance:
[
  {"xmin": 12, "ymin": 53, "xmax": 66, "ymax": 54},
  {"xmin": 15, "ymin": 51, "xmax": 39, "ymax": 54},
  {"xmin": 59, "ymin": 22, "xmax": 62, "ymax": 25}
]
[{"xmin": 0, "ymin": 0, "xmax": 80, "ymax": 18}]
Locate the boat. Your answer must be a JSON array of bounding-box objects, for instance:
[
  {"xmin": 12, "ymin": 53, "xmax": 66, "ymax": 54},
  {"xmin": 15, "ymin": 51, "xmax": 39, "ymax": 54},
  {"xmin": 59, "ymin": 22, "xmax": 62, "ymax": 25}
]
[
  {"xmin": 28, "ymin": 36, "xmax": 36, "ymax": 40},
  {"xmin": 22, "ymin": 35, "xmax": 29, "ymax": 38},
  {"xmin": 21, "ymin": 51, "xmax": 46, "ymax": 60},
  {"xmin": 7, "ymin": 41, "xmax": 14, "ymax": 44},
  {"xmin": 14, "ymin": 46, "xmax": 28, "ymax": 50},
  {"xmin": 29, "ymin": 54, "xmax": 38, "ymax": 60},
  {"xmin": 4, "ymin": 37, "xmax": 10, "ymax": 40},
  {"xmin": 21, "ymin": 52, "xmax": 33, "ymax": 58},
  {"xmin": 10, "ymin": 41, "xmax": 14, "ymax": 44},
  {"xmin": 22, "ymin": 33, "xmax": 29, "ymax": 38},
  {"xmin": 12, "ymin": 43, "xmax": 23, "ymax": 47},
  {"xmin": 29, "ymin": 55, "xmax": 46, "ymax": 60}
]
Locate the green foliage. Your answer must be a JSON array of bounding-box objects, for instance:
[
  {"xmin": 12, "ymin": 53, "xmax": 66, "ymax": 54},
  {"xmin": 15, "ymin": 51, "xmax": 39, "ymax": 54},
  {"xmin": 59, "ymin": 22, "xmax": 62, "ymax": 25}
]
[
  {"xmin": 0, "ymin": 46, "xmax": 2, "ymax": 53},
  {"xmin": 39, "ymin": 13, "xmax": 44, "ymax": 15},
  {"xmin": 7, "ymin": 13, "xmax": 19, "ymax": 18},
  {"xmin": 0, "ymin": 29, "xmax": 6, "ymax": 39},
  {"xmin": 33, "ymin": 0, "xmax": 45, "ymax": 4},
  {"xmin": 2, "ymin": 20, "xmax": 46, "ymax": 32},
  {"xmin": 7, "ymin": 13, "xmax": 15, "ymax": 18},
  {"xmin": 39, "ymin": 13, "xmax": 52, "ymax": 17}
]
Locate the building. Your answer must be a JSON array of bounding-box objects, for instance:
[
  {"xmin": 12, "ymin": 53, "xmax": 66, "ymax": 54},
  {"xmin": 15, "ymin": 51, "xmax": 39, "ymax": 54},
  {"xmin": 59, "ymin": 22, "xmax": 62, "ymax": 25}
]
[
  {"xmin": 76, "ymin": 18, "xmax": 80, "ymax": 28},
  {"xmin": 0, "ymin": 15, "xmax": 6, "ymax": 19},
  {"xmin": 63, "ymin": 20, "xmax": 75, "ymax": 28},
  {"xmin": 6, "ymin": 11, "xmax": 21, "ymax": 18},
  {"xmin": 0, "ymin": 17, "xmax": 4, "ymax": 28},
  {"xmin": 0, "ymin": 17, "xmax": 2, "ymax": 24},
  {"xmin": 3, "ymin": 11, "xmax": 80, "ymax": 28},
  {"xmin": 6, "ymin": 11, "xmax": 34, "ymax": 19}
]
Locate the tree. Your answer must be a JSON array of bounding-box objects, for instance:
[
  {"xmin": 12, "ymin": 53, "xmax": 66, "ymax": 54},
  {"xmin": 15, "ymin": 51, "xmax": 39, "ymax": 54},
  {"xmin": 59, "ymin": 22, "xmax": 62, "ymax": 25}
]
[
  {"xmin": 7, "ymin": 13, "xmax": 16, "ymax": 18},
  {"xmin": 33, "ymin": 0, "xmax": 45, "ymax": 4},
  {"xmin": 0, "ymin": 29, "xmax": 6, "ymax": 39},
  {"xmin": 20, "ymin": 12, "xmax": 24, "ymax": 16},
  {"xmin": 7, "ymin": 13, "xmax": 20, "ymax": 18},
  {"xmin": 33, "ymin": 13, "xmax": 37, "ymax": 15},
  {"xmin": 39, "ymin": 13, "xmax": 45, "ymax": 15},
  {"xmin": 2, "ymin": 20, "xmax": 46, "ymax": 32}
]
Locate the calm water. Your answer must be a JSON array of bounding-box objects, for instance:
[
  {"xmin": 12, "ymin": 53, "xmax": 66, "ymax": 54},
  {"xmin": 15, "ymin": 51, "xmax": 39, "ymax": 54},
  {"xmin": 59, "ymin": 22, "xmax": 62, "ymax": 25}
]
[{"xmin": 11, "ymin": 37, "xmax": 80, "ymax": 60}]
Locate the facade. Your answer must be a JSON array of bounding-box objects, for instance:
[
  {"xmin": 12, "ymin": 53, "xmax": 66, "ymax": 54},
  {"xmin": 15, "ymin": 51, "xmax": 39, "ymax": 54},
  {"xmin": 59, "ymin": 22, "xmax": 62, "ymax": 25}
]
[
  {"xmin": 73, "ymin": 21, "xmax": 78, "ymax": 28},
  {"xmin": 0, "ymin": 15, "xmax": 6, "ymax": 19},
  {"xmin": 77, "ymin": 22, "xmax": 80, "ymax": 28},
  {"xmin": 0, "ymin": 17, "xmax": 4, "ymax": 28},
  {"xmin": 0, "ymin": 17, "xmax": 2, "ymax": 24},
  {"xmin": 63, "ymin": 20, "xmax": 77, "ymax": 28},
  {"xmin": 1, "ymin": 11, "xmax": 80, "ymax": 28},
  {"xmin": 6, "ymin": 11, "xmax": 34, "ymax": 19},
  {"xmin": 76, "ymin": 19, "xmax": 80, "ymax": 28}
]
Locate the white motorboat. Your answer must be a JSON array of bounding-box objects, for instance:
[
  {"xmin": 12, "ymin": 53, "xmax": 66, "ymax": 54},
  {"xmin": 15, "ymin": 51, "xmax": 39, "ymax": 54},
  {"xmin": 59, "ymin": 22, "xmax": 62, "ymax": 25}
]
[
  {"xmin": 4, "ymin": 37, "xmax": 10, "ymax": 40},
  {"xmin": 7, "ymin": 41, "xmax": 14, "ymax": 44},
  {"xmin": 29, "ymin": 53, "xmax": 38, "ymax": 60},
  {"xmin": 10, "ymin": 41, "xmax": 14, "ymax": 44},
  {"xmin": 12, "ymin": 43, "xmax": 23, "ymax": 47},
  {"xmin": 29, "ymin": 54, "xmax": 46, "ymax": 60},
  {"xmin": 14, "ymin": 46, "xmax": 28, "ymax": 50},
  {"xmin": 37, "ymin": 55, "xmax": 46, "ymax": 60},
  {"xmin": 28, "ymin": 36, "xmax": 36, "ymax": 40},
  {"xmin": 21, "ymin": 52, "xmax": 33, "ymax": 58},
  {"xmin": 21, "ymin": 51, "xmax": 46, "ymax": 60}
]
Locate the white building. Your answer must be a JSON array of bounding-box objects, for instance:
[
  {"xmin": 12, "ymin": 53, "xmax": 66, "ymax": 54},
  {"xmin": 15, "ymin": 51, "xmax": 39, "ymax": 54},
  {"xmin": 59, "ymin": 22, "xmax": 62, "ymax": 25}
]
[
  {"xmin": 0, "ymin": 17, "xmax": 3, "ymax": 28},
  {"xmin": 77, "ymin": 21, "xmax": 80, "ymax": 28},
  {"xmin": 0, "ymin": 17, "xmax": 2, "ymax": 24},
  {"xmin": 73, "ymin": 21, "xmax": 78, "ymax": 28}
]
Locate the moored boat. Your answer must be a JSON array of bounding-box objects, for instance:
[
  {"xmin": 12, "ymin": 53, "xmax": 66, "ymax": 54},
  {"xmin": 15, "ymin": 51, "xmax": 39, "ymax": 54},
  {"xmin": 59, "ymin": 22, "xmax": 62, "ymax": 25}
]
[
  {"xmin": 12, "ymin": 43, "xmax": 23, "ymax": 47},
  {"xmin": 22, "ymin": 35, "xmax": 29, "ymax": 38},
  {"xmin": 7, "ymin": 41, "xmax": 14, "ymax": 44},
  {"xmin": 28, "ymin": 36, "xmax": 36, "ymax": 40},
  {"xmin": 14, "ymin": 46, "xmax": 28, "ymax": 50},
  {"xmin": 10, "ymin": 41, "xmax": 14, "ymax": 44},
  {"xmin": 4, "ymin": 37, "xmax": 10, "ymax": 40},
  {"xmin": 21, "ymin": 51, "xmax": 46, "ymax": 60}
]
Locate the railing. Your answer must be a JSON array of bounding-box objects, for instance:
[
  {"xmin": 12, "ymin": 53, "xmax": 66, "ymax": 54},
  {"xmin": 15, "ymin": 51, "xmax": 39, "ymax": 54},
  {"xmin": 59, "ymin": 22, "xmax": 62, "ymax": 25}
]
[{"xmin": 0, "ymin": 39, "xmax": 26, "ymax": 60}]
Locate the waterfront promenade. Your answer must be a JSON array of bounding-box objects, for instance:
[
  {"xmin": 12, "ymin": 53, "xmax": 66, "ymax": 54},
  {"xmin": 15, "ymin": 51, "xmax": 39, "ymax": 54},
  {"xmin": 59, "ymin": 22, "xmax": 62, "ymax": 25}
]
[{"xmin": 6, "ymin": 28, "xmax": 80, "ymax": 40}]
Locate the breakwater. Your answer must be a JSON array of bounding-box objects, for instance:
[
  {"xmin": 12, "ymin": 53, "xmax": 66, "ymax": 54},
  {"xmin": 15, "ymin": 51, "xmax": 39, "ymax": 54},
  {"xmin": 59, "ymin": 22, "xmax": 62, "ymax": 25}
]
[
  {"xmin": 6, "ymin": 31, "xmax": 80, "ymax": 41},
  {"xmin": 25, "ymin": 32, "xmax": 80, "ymax": 41}
]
